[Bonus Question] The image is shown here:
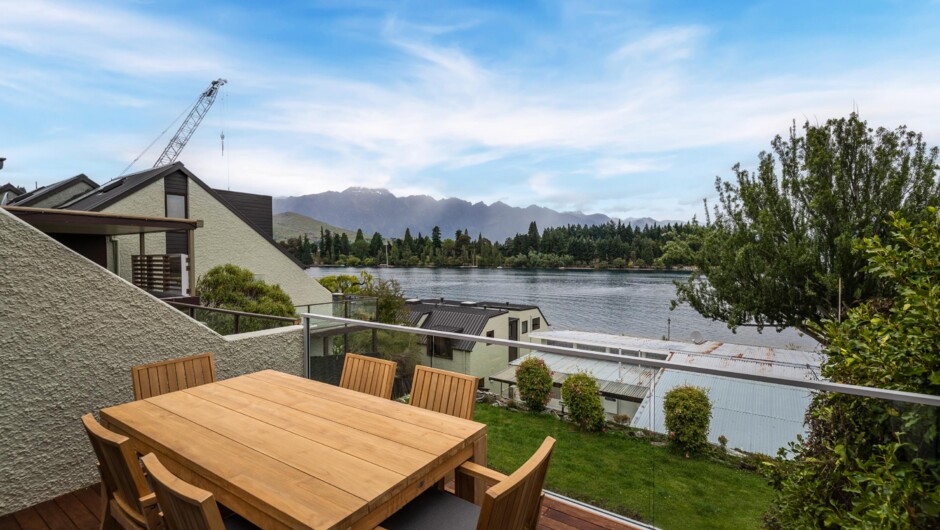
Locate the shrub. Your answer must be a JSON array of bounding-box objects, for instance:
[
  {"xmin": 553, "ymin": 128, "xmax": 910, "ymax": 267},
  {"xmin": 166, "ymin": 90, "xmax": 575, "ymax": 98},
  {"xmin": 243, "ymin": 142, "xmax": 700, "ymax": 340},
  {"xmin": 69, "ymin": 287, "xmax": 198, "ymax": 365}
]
[
  {"xmin": 515, "ymin": 357, "xmax": 553, "ymax": 412},
  {"xmin": 663, "ymin": 385, "xmax": 711, "ymax": 454},
  {"xmin": 196, "ymin": 264, "xmax": 296, "ymax": 334},
  {"xmin": 561, "ymin": 372, "xmax": 605, "ymax": 432}
]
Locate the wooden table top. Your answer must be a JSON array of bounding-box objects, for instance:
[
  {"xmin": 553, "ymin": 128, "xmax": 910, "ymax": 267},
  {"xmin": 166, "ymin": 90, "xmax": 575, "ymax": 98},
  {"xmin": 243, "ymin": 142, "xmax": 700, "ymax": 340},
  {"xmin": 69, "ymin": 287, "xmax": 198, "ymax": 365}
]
[{"xmin": 100, "ymin": 370, "xmax": 487, "ymax": 529}]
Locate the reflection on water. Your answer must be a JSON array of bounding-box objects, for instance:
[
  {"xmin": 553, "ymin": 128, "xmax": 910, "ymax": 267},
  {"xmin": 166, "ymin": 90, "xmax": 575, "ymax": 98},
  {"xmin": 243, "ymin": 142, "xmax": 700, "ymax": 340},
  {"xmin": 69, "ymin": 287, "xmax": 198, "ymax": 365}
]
[{"xmin": 307, "ymin": 267, "xmax": 819, "ymax": 351}]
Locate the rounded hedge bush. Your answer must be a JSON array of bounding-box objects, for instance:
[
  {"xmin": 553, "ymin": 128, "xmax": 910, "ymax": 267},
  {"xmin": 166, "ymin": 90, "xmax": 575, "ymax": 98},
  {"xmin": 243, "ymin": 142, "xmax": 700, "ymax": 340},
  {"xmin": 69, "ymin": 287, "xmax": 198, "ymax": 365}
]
[
  {"xmin": 515, "ymin": 357, "xmax": 553, "ymax": 412},
  {"xmin": 561, "ymin": 372, "xmax": 605, "ymax": 432},
  {"xmin": 663, "ymin": 385, "xmax": 712, "ymax": 454}
]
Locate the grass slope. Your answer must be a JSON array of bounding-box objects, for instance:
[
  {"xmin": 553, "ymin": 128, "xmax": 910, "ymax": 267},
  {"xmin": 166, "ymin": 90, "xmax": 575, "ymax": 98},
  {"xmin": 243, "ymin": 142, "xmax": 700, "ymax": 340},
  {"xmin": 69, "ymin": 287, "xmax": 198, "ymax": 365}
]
[
  {"xmin": 474, "ymin": 404, "xmax": 772, "ymax": 530},
  {"xmin": 273, "ymin": 211, "xmax": 361, "ymax": 241}
]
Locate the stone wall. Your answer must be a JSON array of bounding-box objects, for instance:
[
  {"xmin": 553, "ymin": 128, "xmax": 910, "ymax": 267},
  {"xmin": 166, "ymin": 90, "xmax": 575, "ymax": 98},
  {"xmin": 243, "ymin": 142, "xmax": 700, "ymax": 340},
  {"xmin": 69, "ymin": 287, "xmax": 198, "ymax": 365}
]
[{"xmin": 0, "ymin": 208, "xmax": 305, "ymax": 514}]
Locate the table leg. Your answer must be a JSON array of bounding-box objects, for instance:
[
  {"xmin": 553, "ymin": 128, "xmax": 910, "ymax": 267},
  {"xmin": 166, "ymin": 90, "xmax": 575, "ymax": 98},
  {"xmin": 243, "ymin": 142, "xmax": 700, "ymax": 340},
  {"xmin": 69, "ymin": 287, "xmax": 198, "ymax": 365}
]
[{"xmin": 456, "ymin": 434, "xmax": 488, "ymax": 504}]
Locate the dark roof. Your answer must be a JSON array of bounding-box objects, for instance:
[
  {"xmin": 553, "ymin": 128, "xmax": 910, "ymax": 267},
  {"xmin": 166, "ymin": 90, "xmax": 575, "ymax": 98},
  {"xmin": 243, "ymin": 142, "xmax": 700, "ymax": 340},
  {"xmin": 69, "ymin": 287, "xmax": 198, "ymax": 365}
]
[
  {"xmin": 408, "ymin": 302, "xmax": 507, "ymax": 351},
  {"xmin": 62, "ymin": 162, "xmax": 306, "ymax": 270},
  {"xmin": 8, "ymin": 174, "xmax": 98, "ymax": 207},
  {"xmin": 0, "ymin": 182, "xmax": 26, "ymax": 196},
  {"xmin": 60, "ymin": 166, "xmax": 173, "ymax": 211}
]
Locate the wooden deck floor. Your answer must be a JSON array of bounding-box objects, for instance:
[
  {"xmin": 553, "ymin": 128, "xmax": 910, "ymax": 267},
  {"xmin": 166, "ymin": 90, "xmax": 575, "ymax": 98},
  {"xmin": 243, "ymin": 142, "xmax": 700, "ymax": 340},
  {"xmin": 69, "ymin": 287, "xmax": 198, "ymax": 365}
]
[{"xmin": 0, "ymin": 484, "xmax": 643, "ymax": 530}]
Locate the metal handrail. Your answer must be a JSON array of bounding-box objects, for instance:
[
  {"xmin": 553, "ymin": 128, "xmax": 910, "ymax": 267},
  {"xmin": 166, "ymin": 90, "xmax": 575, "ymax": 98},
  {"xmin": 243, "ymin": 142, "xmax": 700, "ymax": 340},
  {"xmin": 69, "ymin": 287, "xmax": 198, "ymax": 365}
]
[
  {"xmin": 169, "ymin": 301, "xmax": 298, "ymax": 334},
  {"xmin": 301, "ymin": 313, "xmax": 940, "ymax": 407}
]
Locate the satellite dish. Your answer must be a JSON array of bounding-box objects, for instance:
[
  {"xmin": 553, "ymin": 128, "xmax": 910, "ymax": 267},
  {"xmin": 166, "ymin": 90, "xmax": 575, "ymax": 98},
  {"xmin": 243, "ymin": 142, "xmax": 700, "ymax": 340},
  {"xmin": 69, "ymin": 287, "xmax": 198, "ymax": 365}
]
[{"xmin": 690, "ymin": 331, "xmax": 705, "ymax": 344}]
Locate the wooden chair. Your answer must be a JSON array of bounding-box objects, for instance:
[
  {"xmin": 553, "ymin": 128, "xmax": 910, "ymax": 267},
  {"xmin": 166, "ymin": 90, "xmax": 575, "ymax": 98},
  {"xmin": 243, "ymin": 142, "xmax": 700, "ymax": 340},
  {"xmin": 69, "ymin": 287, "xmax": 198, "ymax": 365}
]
[
  {"xmin": 81, "ymin": 414, "xmax": 160, "ymax": 530},
  {"xmin": 339, "ymin": 353, "xmax": 397, "ymax": 400},
  {"xmin": 141, "ymin": 453, "xmax": 256, "ymax": 530},
  {"xmin": 379, "ymin": 437, "xmax": 556, "ymax": 530},
  {"xmin": 409, "ymin": 365, "xmax": 478, "ymax": 420},
  {"xmin": 132, "ymin": 352, "xmax": 216, "ymax": 400}
]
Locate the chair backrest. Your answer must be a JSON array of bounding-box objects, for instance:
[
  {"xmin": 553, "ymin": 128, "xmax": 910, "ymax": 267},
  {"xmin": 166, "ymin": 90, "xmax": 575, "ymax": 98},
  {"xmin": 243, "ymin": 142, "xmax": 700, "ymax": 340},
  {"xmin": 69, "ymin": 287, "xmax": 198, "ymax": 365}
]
[
  {"xmin": 141, "ymin": 453, "xmax": 227, "ymax": 530},
  {"xmin": 81, "ymin": 414, "xmax": 151, "ymax": 528},
  {"xmin": 132, "ymin": 352, "xmax": 216, "ymax": 400},
  {"xmin": 409, "ymin": 365, "xmax": 478, "ymax": 420},
  {"xmin": 477, "ymin": 437, "xmax": 556, "ymax": 530},
  {"xmin": 339, "ymin": 353, "xmax": 397, "ymax": 399}
]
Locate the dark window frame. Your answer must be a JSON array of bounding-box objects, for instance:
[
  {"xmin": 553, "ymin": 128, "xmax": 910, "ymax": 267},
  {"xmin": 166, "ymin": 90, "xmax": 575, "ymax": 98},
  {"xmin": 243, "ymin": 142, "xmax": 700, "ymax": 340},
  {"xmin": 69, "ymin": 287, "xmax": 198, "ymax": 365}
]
[
  {"xmin": 427, "ymin": 336, "xmax": 454, "ymax": 360},
  {"xmin": 522, "ymin": 320, "xmax": 528, "ymax": 334},
  {"xmin": 532, "ymin": 317, "xmax": 541, "ymax": 330}
]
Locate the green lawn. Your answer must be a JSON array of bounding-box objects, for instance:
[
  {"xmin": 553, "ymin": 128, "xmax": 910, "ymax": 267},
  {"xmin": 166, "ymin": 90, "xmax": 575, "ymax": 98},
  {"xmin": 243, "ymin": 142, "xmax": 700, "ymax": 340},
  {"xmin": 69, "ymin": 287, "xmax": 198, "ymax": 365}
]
[{"xmin": 474, "ymin": 404, "xmax": 773, "ymax": 530}]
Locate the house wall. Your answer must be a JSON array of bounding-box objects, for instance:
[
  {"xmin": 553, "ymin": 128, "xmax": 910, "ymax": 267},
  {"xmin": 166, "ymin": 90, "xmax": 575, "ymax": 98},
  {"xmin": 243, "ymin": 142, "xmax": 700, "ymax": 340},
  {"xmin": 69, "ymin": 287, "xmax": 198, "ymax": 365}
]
[
  {"xmin": 101, "ymin": 175, "xmax": 331, "ymax": 306},
  {"xmin": 101, "ymin": 179, "xmax": 167, "ymax": 279},
  {"xmin": 187, "ymin": 183, "xmax": 329, "ymax": 306},
  {"xmin": 0, "ymin": 208, "xmax": 305, "ymax": 515}
]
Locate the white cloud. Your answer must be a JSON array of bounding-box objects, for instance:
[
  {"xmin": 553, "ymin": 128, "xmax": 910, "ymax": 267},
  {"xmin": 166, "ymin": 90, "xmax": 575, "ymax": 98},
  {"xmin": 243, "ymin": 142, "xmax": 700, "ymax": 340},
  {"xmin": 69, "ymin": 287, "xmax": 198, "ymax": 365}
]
[{"xmin": 609, "ymin": 26, "xmax": 709, "ymax": 63}]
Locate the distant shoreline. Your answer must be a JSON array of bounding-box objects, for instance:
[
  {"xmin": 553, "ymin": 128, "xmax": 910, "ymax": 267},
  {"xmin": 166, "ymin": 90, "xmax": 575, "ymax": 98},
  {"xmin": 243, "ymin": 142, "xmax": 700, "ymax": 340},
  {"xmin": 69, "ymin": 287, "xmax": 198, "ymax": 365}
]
[{"xmin": 305, "ymin": 265, "xmax": 694, "ymax": 273}]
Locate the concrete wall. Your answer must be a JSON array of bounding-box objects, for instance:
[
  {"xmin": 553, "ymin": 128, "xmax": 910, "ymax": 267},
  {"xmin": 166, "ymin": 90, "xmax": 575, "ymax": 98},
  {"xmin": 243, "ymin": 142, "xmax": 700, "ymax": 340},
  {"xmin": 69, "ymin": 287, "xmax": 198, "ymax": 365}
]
[
  {"xmin": 101, "ymin": 175, "xmax": 331, "ymax": 307},
  {"xmin": 0, "ymin": 207, "xmax": 305, "ymax": 515}
]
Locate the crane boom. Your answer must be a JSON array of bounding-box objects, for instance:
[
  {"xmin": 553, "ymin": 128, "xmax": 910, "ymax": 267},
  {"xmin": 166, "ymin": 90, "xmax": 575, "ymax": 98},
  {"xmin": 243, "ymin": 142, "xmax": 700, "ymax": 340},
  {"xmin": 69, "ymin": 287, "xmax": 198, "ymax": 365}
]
[{"xmin": 153, "ymin": 78, "xmax": 227, "ymax": 168}]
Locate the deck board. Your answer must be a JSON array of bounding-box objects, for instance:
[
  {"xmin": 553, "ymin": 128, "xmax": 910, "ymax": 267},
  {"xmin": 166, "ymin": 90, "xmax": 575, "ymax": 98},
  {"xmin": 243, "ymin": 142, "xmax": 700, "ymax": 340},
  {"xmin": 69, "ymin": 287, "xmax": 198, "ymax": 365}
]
[{"xmin": 5, "ymin": 484, "xmax": 645, "ymax": 530}]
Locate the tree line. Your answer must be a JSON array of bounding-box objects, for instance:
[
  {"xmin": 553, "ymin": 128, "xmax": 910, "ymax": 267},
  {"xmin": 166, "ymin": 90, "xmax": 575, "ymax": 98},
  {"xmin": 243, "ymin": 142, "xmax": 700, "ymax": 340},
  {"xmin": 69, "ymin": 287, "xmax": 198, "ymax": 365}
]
[{"xmin": 279, "ymin": 220, "xmax": 702, "ymax": 270}]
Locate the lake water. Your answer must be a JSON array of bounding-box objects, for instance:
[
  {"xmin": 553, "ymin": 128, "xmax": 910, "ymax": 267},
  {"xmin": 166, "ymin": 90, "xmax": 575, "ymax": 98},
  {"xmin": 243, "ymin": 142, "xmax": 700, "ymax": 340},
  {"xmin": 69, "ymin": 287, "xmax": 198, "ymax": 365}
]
[{"xmin": 306, "ymin": 267, "xmax": 820, "ymax": 351}]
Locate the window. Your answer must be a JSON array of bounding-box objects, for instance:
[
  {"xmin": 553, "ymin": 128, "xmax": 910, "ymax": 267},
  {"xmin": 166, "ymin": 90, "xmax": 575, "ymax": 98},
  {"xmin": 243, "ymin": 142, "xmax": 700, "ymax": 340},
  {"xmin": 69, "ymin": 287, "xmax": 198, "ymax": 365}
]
[
  {"xmin": 166, "ymin": 194, "xmax": 186, "ymax": 219},
  {"xmin": 485, "ymin": 330, "xmax": 495, "ymax": 345},
  {"xmin": 522, "ymin": 321, "xmax": 528, "ymax": 334},
  {"xmin": 427, "ymin": 336, "xmax": 453, "ymax": 360},
  {"xmin": 532, "ymin": 317, "xmax": 541, "ymax": 330}
]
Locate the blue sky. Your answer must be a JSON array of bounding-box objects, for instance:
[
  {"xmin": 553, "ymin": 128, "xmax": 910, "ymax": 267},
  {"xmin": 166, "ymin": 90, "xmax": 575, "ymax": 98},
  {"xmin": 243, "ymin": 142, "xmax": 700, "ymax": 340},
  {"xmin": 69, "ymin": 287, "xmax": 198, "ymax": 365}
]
[{"xmin": 2, "ymin": 0, "xmax": 939, "ymax": 220}]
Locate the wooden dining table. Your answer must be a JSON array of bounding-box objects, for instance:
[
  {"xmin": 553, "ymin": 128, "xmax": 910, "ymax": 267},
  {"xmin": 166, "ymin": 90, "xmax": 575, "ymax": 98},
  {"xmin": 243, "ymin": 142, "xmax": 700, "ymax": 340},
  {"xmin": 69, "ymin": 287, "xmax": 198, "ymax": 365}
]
[{"xmin": 100, "ymin": 369, "xmax": 488, "ymax": 529}]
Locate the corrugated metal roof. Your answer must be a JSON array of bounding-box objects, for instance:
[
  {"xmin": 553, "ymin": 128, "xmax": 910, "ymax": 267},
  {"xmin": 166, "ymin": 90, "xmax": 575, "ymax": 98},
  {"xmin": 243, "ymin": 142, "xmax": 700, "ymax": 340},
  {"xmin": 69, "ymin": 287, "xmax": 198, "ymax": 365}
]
[
  {"xmin": 497, "ymin": 352, "xmax": 656, "ymax": 401},
  {"xmin": 630, "ymin": 371, "xmax": 813, "ymax": 457},
  {"xmin": 408, "ymin": 303, "xmax": 505, "ymax": 351},
  {"xmin": 529, "ymin": 329, "xmax": 824, "ymax": 380}
]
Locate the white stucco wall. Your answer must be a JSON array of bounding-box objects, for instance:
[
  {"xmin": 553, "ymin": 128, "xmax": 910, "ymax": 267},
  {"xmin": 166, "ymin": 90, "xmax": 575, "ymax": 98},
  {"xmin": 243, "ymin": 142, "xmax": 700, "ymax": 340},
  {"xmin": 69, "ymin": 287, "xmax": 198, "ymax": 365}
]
[
  {"xmin": 101, "ymin": 175, "xmax": 331, "ymax": 306},
  {"xmin": 0, "ymin": 208, "xmax": 305, "ymax": 515}
]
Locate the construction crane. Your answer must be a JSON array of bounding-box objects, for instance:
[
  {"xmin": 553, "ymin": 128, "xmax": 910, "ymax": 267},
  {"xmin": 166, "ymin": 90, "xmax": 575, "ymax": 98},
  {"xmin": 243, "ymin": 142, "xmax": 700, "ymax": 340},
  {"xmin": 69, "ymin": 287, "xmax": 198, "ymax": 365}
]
[{"xmin": 152, "ymin": 78, "xmax": 227, "ymax": 168}]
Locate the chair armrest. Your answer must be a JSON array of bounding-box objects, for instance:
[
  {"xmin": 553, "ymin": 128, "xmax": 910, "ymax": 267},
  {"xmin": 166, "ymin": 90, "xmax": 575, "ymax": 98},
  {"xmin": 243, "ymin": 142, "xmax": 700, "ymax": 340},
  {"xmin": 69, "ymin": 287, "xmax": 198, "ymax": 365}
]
[
  {"xmin": 456, "ymin": 462, "xmax": 509, "ymax": 485},
  {"xmin": 140, "ymin": 492, "xmax": 158, "ymax": 508}
]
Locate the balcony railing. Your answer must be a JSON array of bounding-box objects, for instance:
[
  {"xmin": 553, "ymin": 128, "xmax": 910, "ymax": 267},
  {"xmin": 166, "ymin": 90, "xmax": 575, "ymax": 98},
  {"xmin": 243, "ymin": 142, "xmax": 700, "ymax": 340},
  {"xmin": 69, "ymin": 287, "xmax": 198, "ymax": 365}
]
[{"xmin": 301, "ymin": 312, "xmax": 940, "ymax": 530}]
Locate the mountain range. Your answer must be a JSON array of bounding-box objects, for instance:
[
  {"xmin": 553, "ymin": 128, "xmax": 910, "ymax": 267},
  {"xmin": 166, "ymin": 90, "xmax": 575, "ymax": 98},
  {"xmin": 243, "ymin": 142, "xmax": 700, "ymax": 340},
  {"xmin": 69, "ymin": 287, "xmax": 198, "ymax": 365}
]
[{"xmin": 273, "ymin": 187, "xmax": 674, "ymax": 241}]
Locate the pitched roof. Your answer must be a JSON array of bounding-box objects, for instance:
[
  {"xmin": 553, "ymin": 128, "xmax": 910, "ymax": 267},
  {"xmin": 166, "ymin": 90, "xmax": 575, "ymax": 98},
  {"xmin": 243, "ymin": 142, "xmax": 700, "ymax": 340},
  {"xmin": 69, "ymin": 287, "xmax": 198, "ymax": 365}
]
[
  {"xmin": 0, "ymin": 182, "xmax": 26, "ymax": 196},
  {"xmin": 62, "ymin": 162, "xmax": 306, "ymax": 269},
  {"xmin": 60, "ymin": 166, "xmax": 173, "ymax": 211},
  {"xmin": 407, "ymin": 302, "xmax": 507, "ymax": 351},
  {"xmin": 8, "ymin": 174, "xmax": 98, "ymax": 207}
]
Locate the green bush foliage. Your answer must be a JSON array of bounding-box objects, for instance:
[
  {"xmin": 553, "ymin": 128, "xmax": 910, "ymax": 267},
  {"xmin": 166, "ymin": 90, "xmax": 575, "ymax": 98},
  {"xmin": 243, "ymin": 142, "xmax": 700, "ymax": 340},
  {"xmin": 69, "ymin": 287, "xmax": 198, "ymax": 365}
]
[
  {"xmin": 196, "ymin": 264, "xmax": 296, "ymax": 334},
  {"xmin": 764, "ymin": 210, "xmax": 940, "ymax": 529},
  {"xmin": 561, "ymin": 372, "xmax": 605, "ymax": 431},
  {"xmin": 663, "ymin": 385, "xmax": 712, "ymax": 454},
  {"xmin": 515, "ymin": 357, "xmax": 553, "ymax": 412}
]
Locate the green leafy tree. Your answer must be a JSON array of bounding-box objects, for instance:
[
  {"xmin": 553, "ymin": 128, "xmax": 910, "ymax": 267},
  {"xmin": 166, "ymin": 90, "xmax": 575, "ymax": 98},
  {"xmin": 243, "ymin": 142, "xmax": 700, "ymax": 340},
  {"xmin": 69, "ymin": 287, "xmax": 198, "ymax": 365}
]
[
  {"xmin": 516, "ymin": 357, "xmax": 553, "ymax": 412},
  {"xmin": 764, "ymin": 210, "xmax": 940, "ymax": 529},
  {"xmin": 675, "ymin": 114, "xmax": 940, "ymax": 342},
  {"xmin": 196, "ymin": 264, "xmax": 296, "ymax": 334}
]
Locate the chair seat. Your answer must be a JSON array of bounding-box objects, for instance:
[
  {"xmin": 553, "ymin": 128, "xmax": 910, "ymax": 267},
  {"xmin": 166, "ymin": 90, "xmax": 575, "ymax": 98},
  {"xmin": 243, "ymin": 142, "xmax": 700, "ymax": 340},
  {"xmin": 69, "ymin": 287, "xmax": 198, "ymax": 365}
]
[{"xmin": 380, "ymin": 488, "xmax": 481, "ymax": 530}]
